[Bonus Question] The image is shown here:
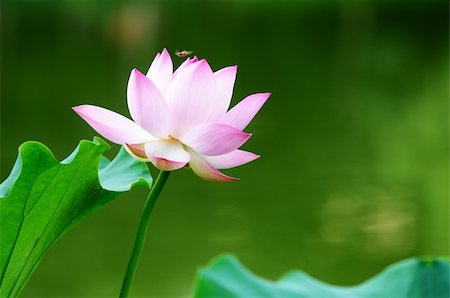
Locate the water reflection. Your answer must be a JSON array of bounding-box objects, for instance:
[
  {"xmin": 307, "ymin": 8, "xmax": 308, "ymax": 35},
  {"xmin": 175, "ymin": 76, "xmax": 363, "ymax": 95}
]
[{"xmin": 320, "ymin": 188, "xmax": 416, "ymax": 257}]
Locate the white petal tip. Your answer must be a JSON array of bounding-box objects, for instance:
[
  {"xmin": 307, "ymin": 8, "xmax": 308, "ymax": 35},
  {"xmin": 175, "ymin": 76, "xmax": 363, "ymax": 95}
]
[
  {"xmin": 213, "ymin": 175, "xmax": 239, "ymax": 183},
  {"xmin": 150, "ymin": 156, "xmax": 188, "ymax": 171},
  {"xmin": 125, "ymin": 144, "xmax": 147, "ymax": 158},
  {"xmin": 124, "ymin": 144, "xmax": 150, "ymax": 162}
]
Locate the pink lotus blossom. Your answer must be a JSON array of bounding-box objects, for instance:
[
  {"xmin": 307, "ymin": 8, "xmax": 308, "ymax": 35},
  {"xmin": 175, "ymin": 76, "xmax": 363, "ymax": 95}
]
[{"xmin": 73, "ymin": 49, "xmax": 270, "ymax": 182}]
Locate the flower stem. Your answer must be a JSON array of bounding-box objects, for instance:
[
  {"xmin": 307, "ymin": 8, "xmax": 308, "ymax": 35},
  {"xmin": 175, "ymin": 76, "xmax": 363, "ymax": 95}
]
[{"xmin": 119, "ymin": 170, "xmax": 170, "ymax": 298}]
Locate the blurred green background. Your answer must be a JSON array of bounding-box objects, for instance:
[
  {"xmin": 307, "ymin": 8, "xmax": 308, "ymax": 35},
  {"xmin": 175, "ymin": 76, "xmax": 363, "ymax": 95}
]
[{"xmin": 1, "ymin": 0, "xmax": 448, "ymax": 297}]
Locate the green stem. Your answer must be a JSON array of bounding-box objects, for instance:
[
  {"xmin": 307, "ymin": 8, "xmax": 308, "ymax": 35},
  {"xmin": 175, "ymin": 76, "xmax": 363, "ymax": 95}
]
[{"xmin": 119, "ymin": 170, "xmax": 170, "ymax": 298}]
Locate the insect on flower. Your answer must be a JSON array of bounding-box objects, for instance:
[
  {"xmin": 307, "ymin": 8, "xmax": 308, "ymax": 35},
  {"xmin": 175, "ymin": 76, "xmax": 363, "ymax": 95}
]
[
  {"xmin": 73, "ymin": 48, "xmax": 270, "ymax": 182},
  {"xmin": 175, "ymin": 50, "xmax": 193, "ymax": 58}
]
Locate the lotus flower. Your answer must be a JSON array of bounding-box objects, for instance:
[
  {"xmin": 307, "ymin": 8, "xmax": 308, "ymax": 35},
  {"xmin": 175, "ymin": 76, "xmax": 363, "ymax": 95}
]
[{"xmin": 73, "ymin": 49, "xmax": 270, "ymax": 182}]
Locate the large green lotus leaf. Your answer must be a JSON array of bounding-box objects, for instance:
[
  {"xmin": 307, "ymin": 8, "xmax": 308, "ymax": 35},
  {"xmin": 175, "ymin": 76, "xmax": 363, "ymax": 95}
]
[
  {"xmin": 194, "ymin": 254, "xmax": 450, "ymax": 298},
  {"xmin": 0, "ymin": 138, "xmax": 152, "ymax": 297}
]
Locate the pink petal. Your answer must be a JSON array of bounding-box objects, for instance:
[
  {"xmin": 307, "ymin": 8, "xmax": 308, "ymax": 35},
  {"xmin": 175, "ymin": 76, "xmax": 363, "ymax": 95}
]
[
  {"xmin": 173, "ymin": 56, "xmax": 199, "ymax": 77},
  {"xmin": 188, "ymin": 149, "xmax": 238, "ymax": 182},
  {"xmin": 146, "ymin": 48, "xmax": 173, "ymax": 91},
  {"xmin": 204, "ymin": 150, "xmax": 260, "ymax": 169},
  {"xmin": 144, "ymin": 139, "xmax": 191, "ymax": 171},
  {"xmin": 180, "ymin": 123, "xmax": 251, "ymax": 156},
  {"xmin": 127, "ymin": 69, "xmax": 170, "ymax": 139},
  {"xmin": 72, "ymin": 105, "xmax": 155, "ymax": 145},
  {"xmin": 124, "ymin": 143, "xmax": 149, "ymax": 162},
  {"xmin": 220, "ymin": 92, "xmax": 271, "ymax": 131},
  {"xmin": 165, "ymin": 60, "xmax": 226, "ymax": 137},
  {"xmin": 211, "ymin": 65, "xmax": 237, "ymax": 117}
]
